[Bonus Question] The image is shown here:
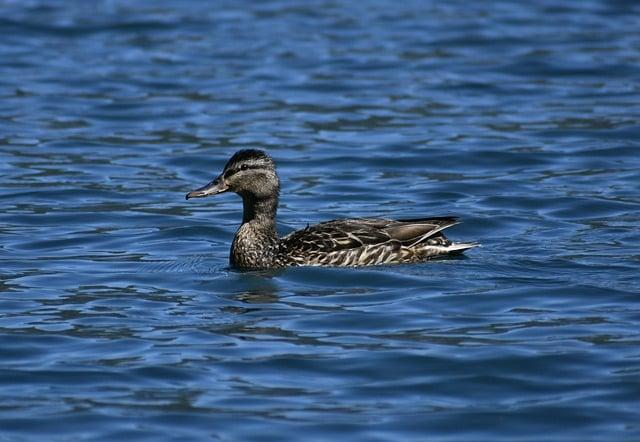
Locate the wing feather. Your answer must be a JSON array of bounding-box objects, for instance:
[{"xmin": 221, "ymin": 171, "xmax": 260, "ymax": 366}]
[{"xmin": 282, "ymin": 217, "xmax": 460, "ymax": 254}]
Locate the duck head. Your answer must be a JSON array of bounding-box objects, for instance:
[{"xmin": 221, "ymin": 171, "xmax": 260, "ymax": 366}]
[{"xmin": 186, "ymin": 149, "xmax": 280, "ymax": 201}]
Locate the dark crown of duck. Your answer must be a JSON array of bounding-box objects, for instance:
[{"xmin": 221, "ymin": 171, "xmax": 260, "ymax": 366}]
[{"xmin": 186, "ymin": 149, "xmax": 477, "ymax": 269}]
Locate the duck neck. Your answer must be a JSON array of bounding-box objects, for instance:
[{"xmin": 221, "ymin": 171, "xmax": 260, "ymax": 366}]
[
  {"xmin": 231, "ymin": 193, "xmax": 280, "ymax": 269},
  {"xmin": 240, "ymin": 193, "xmax": 278, "ymax": 235}
]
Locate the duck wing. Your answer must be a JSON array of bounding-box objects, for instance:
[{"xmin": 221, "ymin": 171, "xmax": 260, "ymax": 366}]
[
  {"xmin": 282, "ymin": 219, "xmax": 389, "ymax": 253},
  {"xmin": 282, "ymin": 216, "xmax": 459, "ymax": 252},
  {"xmin": 380, "ymin": 216, "xmax": 459, "ymax": 246}
]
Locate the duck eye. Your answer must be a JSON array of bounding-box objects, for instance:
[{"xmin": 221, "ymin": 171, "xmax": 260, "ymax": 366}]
[{"xmin": 240, "ymin": 164, "xmax": 249, "ymax": 171}]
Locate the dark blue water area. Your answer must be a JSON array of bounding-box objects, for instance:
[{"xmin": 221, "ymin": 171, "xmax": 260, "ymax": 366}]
[{"xmin": 1, "ymin": 0, "xmax": 639, "ymax": 440}]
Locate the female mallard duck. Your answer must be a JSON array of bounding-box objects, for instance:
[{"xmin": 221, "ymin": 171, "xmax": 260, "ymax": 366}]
[{"xmin": 186, "ymin": 149, "xmax": 477, "ymax": 269}]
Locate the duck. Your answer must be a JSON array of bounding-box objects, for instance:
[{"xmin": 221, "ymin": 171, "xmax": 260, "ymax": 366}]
[{"xmin": 186, "ymin": 149, "xmax": 477, "ymax": 269}]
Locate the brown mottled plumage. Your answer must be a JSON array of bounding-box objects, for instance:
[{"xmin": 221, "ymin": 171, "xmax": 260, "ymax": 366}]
[{"xmin": 186, "ymin": 150, "xmax": 478, "ymax": 270}]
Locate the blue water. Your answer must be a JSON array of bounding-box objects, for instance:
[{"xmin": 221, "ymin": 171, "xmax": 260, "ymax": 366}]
[{"xmin": 1, "ymin": 1, "xmax": 639, "ymax": 440}]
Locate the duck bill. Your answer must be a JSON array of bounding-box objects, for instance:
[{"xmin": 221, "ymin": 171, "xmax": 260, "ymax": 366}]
[{"xmin": 185, "ymin": 176, "xmax": 228, "ymax": 200}]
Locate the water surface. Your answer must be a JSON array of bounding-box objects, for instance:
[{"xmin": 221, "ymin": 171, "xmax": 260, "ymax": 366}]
[{"xmin": 1, "ymin": 0, "xmax": 639, "ymax": 440}]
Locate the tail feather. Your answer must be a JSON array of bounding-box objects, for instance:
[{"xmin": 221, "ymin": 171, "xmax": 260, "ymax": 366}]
[
  {"xmin": 430, "ymin": 242, "xmax": 480, "ymax": 254},
  {"xmin": 447, "ymin": 242, "xmax": 479, "ymax": 252}
]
